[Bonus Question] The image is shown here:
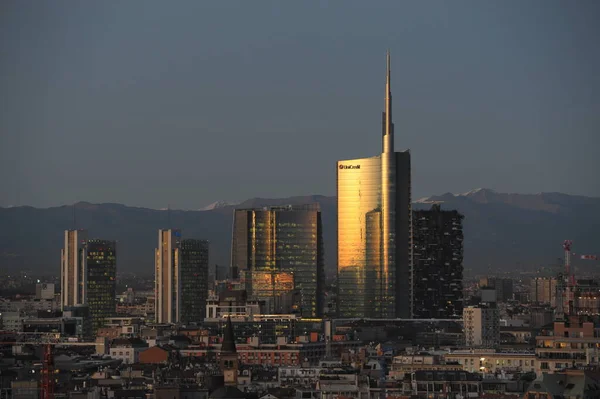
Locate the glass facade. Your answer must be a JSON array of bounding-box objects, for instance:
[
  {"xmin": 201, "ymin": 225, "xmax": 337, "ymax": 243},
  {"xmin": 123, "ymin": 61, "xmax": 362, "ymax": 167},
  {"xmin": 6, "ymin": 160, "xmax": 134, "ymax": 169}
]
[
  {"xmin": 231, "ymin": 205, "xmax": 324, "ymax": 317},
  {"xmin": 337, "ymin": 156, "xmax": 382, "ymax": 317},
  {"xmin": 180, "ymin": 239, "xmax": 210, "ymax": 324},
  {"xmin": 86, "ymin": 239, "xmax": 117, "ymax": 332},
  {"xmin": 61, "ymin": 229, "xmax": 87, "ymax": 308},
  {"xmin": 155, "ymin": 229, "xmax": 181, "ymax": 323},
  {"xmin": 336, "ymin": 53, "xmax": 412, "ymax": 319}
]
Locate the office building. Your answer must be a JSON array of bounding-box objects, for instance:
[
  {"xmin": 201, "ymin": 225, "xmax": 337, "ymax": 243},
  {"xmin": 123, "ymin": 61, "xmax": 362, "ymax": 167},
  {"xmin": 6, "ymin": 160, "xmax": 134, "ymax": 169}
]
[
  {"xmin": 463, "ymin": 305, "xmax": 500, "ymax": 348},
  {"xmin": 155, "ymin": 229, "xmax": 182, "ymax": 323},
  {"xmin": 61, "ymin": 229, "xmax": 88, "ymax": 309},
  {"xmin": 337, "ymin": 52, "xmax": 412, "ymax": 318},
  {"xmin": 231, "ymin": 204, "xmax": 324, "ymax": 317},
  {"xmin": 155, "ymin": 230, "xmax": 210, "ymax": 324},
  {"xmin": 180, "ymin": 239, "xmax": 210, "ymax": 323},
  {"xmin": 87, "ymin": 239, "xmax": 117, "ymax": 331},
  {"xmin": 412, "ymin": 204, "xmax": 464, "ymax": 319}
]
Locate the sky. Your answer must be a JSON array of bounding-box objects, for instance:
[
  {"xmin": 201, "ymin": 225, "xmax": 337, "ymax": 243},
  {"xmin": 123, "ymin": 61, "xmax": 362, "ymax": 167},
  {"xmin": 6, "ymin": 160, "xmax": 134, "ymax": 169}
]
[{"xmin": 1, "ymin": 1, "xmax": 599, "ymax": 209}]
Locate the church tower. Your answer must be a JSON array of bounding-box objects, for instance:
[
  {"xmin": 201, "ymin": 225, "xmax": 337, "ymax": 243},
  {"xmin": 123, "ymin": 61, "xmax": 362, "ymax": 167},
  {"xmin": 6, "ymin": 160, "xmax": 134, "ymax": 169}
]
[{"xmin": 220, "ymin": 316, "xmax": 238, "ymax": 386}]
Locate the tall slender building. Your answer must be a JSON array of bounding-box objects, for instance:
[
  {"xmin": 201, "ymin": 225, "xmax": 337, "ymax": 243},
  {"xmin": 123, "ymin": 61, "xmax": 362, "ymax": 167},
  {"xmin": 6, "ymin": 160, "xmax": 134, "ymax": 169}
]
[
  {"xmin": 61, "ymin": 231, "xmax": 117, "ymax": 331},
  {"xmin": 61, "ymin": 229, "xmax": 88, "ymax": 309},
  {"xmin": 155, "ymin": 229, "xmax": 182, "ymax": 323},
  {"xmin": 412, "ymin": 205, "xmax": 464, "ymax": 319},
  {"xmin": 337, "ymin": 52, "xmax": 412, "ymax": 318},
  {"xmin": 87, "ymin": 239, "xmax": 117, "ymax": 330},
  {"xmin": 231, "ymin": 204, "xmax": 325, "ymax": 317},
  {"xmin": 180, "ymin": 239, "xmax": 210, "ymax": 323},
  {"xmin": 155, "ymin": 230, "xmax": 210, "ymax": 324}
]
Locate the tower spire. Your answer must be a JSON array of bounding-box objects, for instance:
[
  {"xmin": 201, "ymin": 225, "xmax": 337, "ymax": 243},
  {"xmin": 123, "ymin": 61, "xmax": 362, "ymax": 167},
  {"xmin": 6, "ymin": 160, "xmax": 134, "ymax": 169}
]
[{"xmin": 383, "ymin": 50, "xmax": 394, "ymax": 153}]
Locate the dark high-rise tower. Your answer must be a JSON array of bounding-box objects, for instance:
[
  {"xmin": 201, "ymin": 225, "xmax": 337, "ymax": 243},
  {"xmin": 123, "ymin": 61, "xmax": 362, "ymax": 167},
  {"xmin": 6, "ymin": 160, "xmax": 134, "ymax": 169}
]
[
  {"xmin": 86, "ymin": 239, "xmax": 117, "ymax": 331},
  {"xmin": 337, "ymin": 52, "xmax": 412, "ymax": 318},
  {"xmin": 155, "ymin": 230, "xmax": 210, "ymax": 324},
  {"xmin": 61, "ymin": 231, "xmax": 117, "ymax": 331},
  {"xmin": 412, "ymin": 204, "xmax": 464, "ymax": 319},
  {"xmin": 180, "ymin": 239, "xmax": 209, "ymax": 323},
  {"xmin": 231, "ymin": 204, "xmax": 324, "ymax": 317}
]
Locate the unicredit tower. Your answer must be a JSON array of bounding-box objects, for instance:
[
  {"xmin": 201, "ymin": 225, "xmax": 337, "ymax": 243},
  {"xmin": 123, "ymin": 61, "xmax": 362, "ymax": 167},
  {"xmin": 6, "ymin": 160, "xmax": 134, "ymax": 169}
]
[{"xmin": 337, "ymin": 52, "xmax": 412, "ymax": 318}]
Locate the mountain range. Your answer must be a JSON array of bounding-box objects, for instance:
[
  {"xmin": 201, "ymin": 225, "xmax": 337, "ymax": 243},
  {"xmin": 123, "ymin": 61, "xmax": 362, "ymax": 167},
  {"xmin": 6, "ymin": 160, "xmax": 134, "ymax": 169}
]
[{"xmin": 1, "ymin": 189, "xmax": 598, "ymax": 276}]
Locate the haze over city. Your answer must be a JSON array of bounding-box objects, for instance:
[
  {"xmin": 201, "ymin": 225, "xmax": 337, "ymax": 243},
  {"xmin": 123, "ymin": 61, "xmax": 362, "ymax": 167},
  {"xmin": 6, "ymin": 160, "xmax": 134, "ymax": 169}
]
[
  {"xmin": 1, "ymin": 1, "xmax": 599, "ymax": 209},
  {"xmin": 3, "ymin": 3, "xmax": 600, "ymax": 399}
]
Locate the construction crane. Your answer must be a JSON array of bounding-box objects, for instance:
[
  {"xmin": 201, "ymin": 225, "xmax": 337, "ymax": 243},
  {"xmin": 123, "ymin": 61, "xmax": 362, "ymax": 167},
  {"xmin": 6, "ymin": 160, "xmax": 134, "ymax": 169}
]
[
  {"xmin": 558, "ymin": 241, "xmax": 599, "ymax": 317},
  {"xmin": 2, "ymin": 340, "xmax": 98, "ymax": 399}
]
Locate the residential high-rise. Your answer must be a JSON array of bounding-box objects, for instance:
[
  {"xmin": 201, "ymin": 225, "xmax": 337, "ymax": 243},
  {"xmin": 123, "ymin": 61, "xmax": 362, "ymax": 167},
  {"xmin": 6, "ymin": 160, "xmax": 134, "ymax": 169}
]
[
  {"xmin": 231, "ymin": 204, "xmax": 324, "ymax": 317},
  {"xmin": 337, "ymin": 52, "xmax": 412, "ymax": 318},
  {"xmin": 463, "ymin": 305, "xmax": 500, "ymax": 348},
  {"xmin": 87, "ymin": 239, "xmax": 117, "ymax": 331},
  {"xmin": 412, "ymin": 204, "xmax": 464, "ymax": 319},
  {"xmin": 61, "ymin": 229, "xmax": 88, "ymax": 309},
  {"xmin": 155, "ymin": 229, "xmax": 182, "ymax": 323},
  {"xmin": 180, "ymin": 239, "xmax": 210, "ymax": 323}
]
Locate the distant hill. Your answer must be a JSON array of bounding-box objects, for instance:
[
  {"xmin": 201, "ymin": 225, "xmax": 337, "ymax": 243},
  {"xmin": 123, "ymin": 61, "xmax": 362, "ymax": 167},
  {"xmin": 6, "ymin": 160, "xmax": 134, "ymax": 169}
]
[{"xmin": 1, "ymin": 189, "xmax": 598, "ymax": 276}]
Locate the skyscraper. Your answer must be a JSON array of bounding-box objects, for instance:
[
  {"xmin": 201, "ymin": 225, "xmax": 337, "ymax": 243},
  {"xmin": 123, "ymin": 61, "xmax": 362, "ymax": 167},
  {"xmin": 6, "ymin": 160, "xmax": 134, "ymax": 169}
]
[
  {"xmin": 231, "ymin": 204, "xmax": 324, "ymax": 317},
  {"xmin": 412, "ymin": 204, "xmax": 464, "ymax": 319},
  {"xmin": 155, "ymin": 229, "xmax": 182, "ymax": 323},
  {"xmin": 87, "ymin": 239, "xmax": 117, "ymax": 331},
  {"xmin": 180, "ymin": 239, "xmax": 210, "ymax": 323},
  {"xmin": 155, "ymin": 230, "xmax": 210, "ymax": 324},
  {"xmin": 337, "ymin": 52, "xmax": 412, "ymax": 318},
  {"xmin": 61, "ymin": 229, "xmax": 88, "ymax": 309}
]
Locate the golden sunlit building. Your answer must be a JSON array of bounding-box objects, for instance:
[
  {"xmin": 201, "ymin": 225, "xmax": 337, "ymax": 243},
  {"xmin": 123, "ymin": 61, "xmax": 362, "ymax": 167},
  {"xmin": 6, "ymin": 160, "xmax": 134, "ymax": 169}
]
[
  {"xmin": 231, "ymin": 204, "xmax": 324, "ymax": 317},
  {"xmin": 337, "ymin": 52, "xmax": 412, "ymax": 318}
]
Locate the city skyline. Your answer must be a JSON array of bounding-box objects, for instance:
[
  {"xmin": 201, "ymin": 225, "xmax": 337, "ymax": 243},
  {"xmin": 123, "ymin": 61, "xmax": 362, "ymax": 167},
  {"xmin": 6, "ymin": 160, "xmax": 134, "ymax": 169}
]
[{"xmin": 1, "ymin": 1, "xmax": 599, "ymax": 209}]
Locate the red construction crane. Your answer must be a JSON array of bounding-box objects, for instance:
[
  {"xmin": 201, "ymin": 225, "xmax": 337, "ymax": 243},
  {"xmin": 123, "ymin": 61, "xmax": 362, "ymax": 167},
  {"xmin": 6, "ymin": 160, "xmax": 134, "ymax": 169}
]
[{"xmin": 3, "ymin": 340, "xmax": 97, "ymax": 399}]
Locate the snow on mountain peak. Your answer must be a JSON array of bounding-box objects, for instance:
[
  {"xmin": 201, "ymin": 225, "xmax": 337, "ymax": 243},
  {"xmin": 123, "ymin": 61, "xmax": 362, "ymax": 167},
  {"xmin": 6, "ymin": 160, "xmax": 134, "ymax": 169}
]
[
  {"xmin": 199, "ymin": 200, "xmax": 240, "ymax": 211},
  {"xmin": 458, "ymin": 188, "xmax": 490, "ymax": 196}
]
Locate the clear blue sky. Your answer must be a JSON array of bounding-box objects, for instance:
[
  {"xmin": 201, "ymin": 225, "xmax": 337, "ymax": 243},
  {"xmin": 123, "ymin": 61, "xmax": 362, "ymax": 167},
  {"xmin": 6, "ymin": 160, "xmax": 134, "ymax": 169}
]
[{"xmin": 1, "ymin": 1, "xmax": 599, "ymax": 209}]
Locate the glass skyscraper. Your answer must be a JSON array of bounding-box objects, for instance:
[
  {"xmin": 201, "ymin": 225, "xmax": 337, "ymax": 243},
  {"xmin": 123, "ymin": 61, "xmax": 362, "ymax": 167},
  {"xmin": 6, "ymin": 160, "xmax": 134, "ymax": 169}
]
[
  {"xmin": 155, "ymin": 229, "xmax": 182, "ymax": 323},
  {"xmin": 180, "ymin": 239, "xmax": 210, "ymax": 324},
  {"xmin": 337, "ymin": 52, "xmax": 412, "ymax": 318},
  {"xmin": 61, "ymin": 229, "xmax": 88, "ymax": 309},
  {"xmin": 231, "ymin": 204, "xmax": 324, "ymax": 317},
  {"xmin": 155, "ymin": 230, "xmax": 210, "ymax": 324},
  {"xmin": 86, "ymin": 239, "xmax": 117, "ymax": 331},
  {"xmin": 61, "ymin": 231, "xmax": 117, "ymax": 332}
]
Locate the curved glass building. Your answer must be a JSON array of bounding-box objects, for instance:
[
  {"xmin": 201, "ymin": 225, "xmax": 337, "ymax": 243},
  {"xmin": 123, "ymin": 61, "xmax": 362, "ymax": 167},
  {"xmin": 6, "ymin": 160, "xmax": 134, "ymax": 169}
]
[{"xmin": 337, "ymin": 52, "xmax": 412, "ymax": 318}]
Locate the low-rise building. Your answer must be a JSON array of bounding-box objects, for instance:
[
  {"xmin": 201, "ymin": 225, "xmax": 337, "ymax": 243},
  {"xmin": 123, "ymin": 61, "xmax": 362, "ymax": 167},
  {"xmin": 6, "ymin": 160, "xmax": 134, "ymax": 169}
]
[
  {"xmin": 523, "ymin": 369, "xmax": 600, "ymax": 398},
  {"xmin": 109, "ymin": 338, "xmax": 149, "ymax": 364},
  {"xmin": 390, "ymin": 352, "xmax": 463, "ymax": 381},
  {"xmin": 535, "ymin": 316, "xmax": 600, "ymax": 375},
  {"xmin": 401, "ymin": 370, "xmax": 482, "ymax": 398},
  {"xmin": 444, "ymin": 349, "xmax": 536, "ymax": 375}
]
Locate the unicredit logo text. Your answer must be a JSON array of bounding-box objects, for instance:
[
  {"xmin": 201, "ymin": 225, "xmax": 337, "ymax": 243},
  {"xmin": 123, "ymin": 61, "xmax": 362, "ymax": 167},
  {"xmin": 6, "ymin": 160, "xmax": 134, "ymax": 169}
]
[{"xmin": 339, "ymin": 165, "xmax": 361, "ymax": 170}]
